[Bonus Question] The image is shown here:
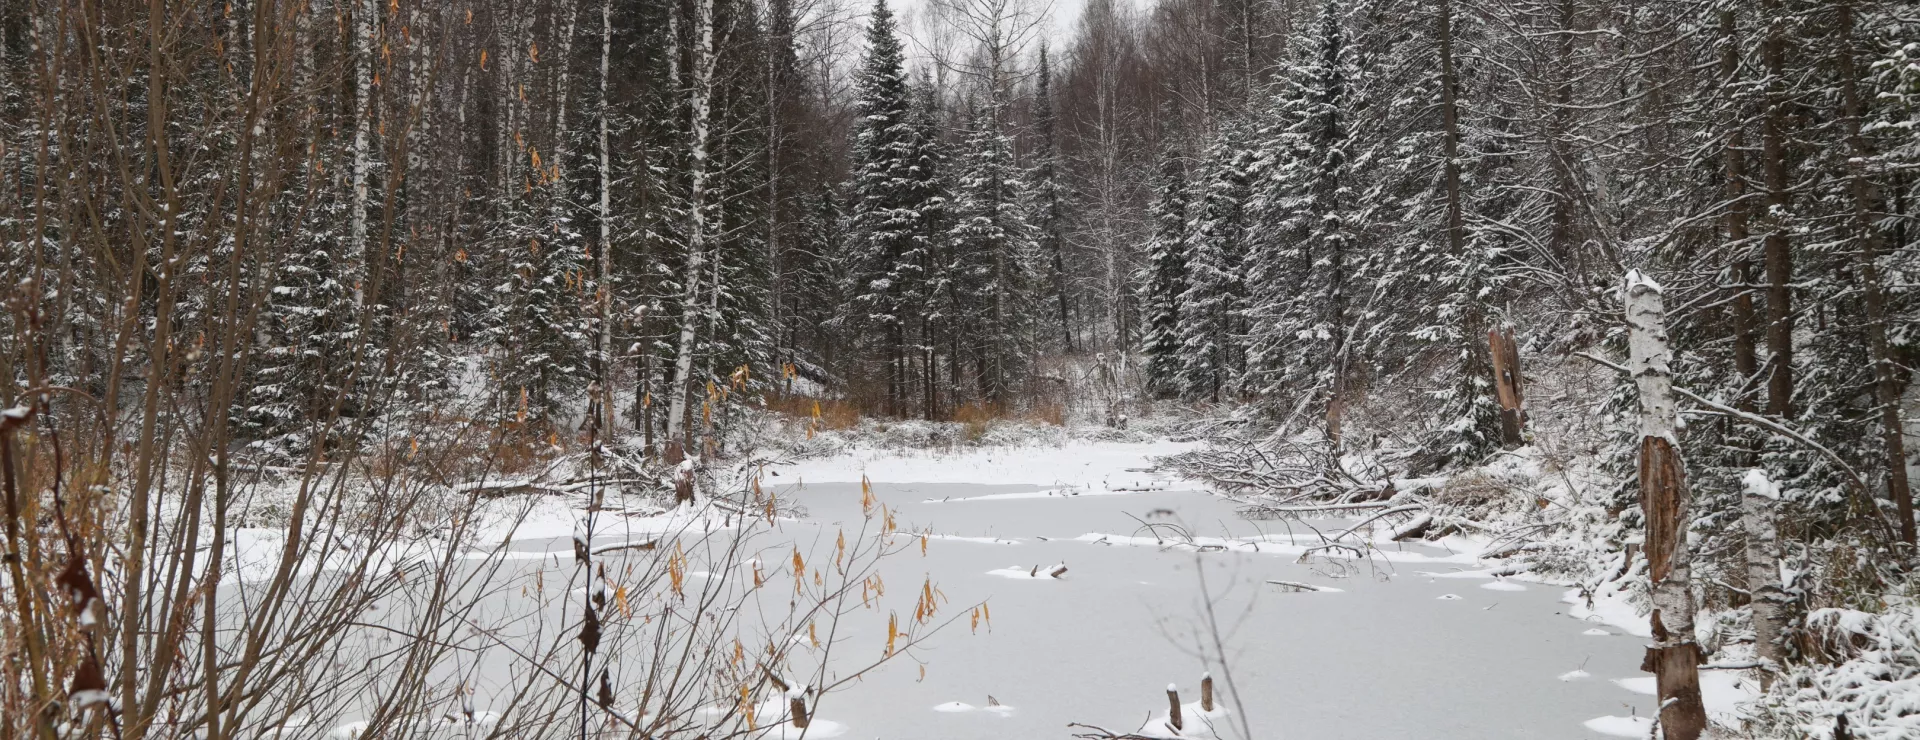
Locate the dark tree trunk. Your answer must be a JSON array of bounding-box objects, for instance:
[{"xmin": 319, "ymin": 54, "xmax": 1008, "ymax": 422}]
[
  {"xmin": 1760, "ymin": 0, "xmax": 1794, "ymax": 419},
  {"xmin": 1721, "ymin": 10, "xmax": 1759, "ymax": 415},
  {"xmin": 1836, "ymin": 0, "xmax": 1914, "ymax": 544}
]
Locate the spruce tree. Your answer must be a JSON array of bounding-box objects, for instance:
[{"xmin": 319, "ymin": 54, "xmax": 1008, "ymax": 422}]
[
  {"xmin": 1242, "ymin": 0, "xmax": 1355, "ymax": 430},
  {"xmin": 948, "ymin": 100, "xmax": 1036, "ymax": 404},
  {"xmin": 910, "ymin": 76, "xmax": 953, "ymax": 418},
  {"xmin": 844, "ymin": 0, "xmax": 928, "ymax": 414},
  {"xmin": 1030, "ymin": 47, "xmax": 1073, "ymax": 353},
  {"xmin": 1176, "ymin": 132, "xmax": 1252, "ymax": 403},
  {"xmin": 1141, "ymin": 148, "xmax": 1191, "ymax": 400},
  {"xmin": 487, "ymin": 190, "xmax": 589, "ymax": 426},
  {"xmin": 242, "ymin": 196, "xmax": 359, "ymax": 454}
]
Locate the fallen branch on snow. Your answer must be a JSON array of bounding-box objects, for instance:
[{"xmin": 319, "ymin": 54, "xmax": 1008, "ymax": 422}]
[
  {"xmin": 1266, "ymin": 580, "xmax": 1337, "ymax": 592},
  {"xmin": 590, "ymin": 539, "xmax": 658, "ymax": 555}
]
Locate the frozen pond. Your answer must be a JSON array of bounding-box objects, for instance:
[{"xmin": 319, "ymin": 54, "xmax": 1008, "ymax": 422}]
[
  {"xmin": 766, "ymin": 441, "xmax": 1662, "ymax": 740},
  {"xmin": 282, "ymin": 440, "xmax": 1676, "ymax": 738}
]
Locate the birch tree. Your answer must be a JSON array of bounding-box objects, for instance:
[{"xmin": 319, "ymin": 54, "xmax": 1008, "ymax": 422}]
[
  {"xmin": 1624, "ymin": 271, "xmax": 1707, "ymax": 740},
  {"xmin": 665, "ymin": 0, "xmax": 720, "ymax": 451}
]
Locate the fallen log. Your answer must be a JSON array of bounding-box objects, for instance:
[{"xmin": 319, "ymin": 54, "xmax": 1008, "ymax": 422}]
[
  {"xmin": 1266, "ymin": 580, "xmax": 1335, "ymax": 592},
  {"xmin": 1391, "ymin": 514, "xmax": 1434, "ymax": 541},
  {"xmin": 590, "ymin": 540, "xmax": 659, "ymax": 556}
]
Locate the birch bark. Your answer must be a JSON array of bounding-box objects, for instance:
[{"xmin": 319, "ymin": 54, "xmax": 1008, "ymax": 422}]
[
  {"xmin": 665, "ymin": 0, "xmax": 718, "ymax": 450},
  {"xmin": 1625, "ymin": 271, "xmax": 1707, "ymax": 740}
]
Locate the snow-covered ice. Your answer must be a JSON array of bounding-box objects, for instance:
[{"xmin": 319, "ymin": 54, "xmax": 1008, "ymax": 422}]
[
  {"xmin": 1613, "ymin": 672, "xmax": 1760, "ymax": 726},
  {"xmin": 1564, "ymin": 584, "xmax": 1655, "ymax": 638},
  {"xmin": 300, "ymin": 437, "xmax": 1674, "ymax": 739},
  {"xmin": 757, "ymin": 439, "xmax": 1663, "ymax": 739},
  {"xmin": 1583, "ymin": 715, "xmax": 1652, "ymax": 737}
]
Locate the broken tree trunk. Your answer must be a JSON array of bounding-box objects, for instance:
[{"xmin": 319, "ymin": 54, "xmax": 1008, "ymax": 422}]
[
  {"xmin": 1742, "ymin": 469, "xmax": 1786, "ymax": 686},
  {"xmin": 1488, "ymin": 327, "xmax": 1526, "ymax": 447},
  {"xmin": 1624, "ymin": 271, "xmax": 1707, "ymax": 740},
  {"xmin": 673, "ymin": 457, "xmax": 696, "ymax": 506}
]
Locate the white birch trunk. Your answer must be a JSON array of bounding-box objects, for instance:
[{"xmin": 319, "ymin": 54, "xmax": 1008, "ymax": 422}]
[
  {"xmin": 1627, "ymin": 270, "xmax": 1679, "ymax": 444},
  {"xmin": 501, "ymin": 6, "xmax": 523, "ymax": 199},
  {"xmin": 598, "ymin": 0, "xmax": 616, "ymax": 434},
  {"xmin": 349, "ymin": 0, "xmax": 375, "ymax": 308},
  {"xmin": 664, "ymin": 0, "xmax": 717, "ymax": 449},
  {"xmin": 405, "ymin": 2, "xmax": 427, "ymax": 184},
  {"xmin": 1624, "ymin": 270, "xmax": 1708, "ymax": 740},
  {"xmin": 1742, "ymin": 468, "xmax": 1786, "ymax": 681},
  {"xmin": 764, "ymin": 11, "xmax": 782, "ymax": 386},
  {"xmin": 554, "ymin": 4, "xmax": 577, "ymax": 206}
]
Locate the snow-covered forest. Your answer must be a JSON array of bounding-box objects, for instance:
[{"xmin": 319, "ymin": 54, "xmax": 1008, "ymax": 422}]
[{"xmin": 6, "ymin": 0, "xmax": 1920, "ymax": 737}]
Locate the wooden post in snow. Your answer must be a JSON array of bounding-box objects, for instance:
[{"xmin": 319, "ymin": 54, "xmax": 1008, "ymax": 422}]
[
  {"xmin": 1624, "ymin": 271, "xmax": 1707, "ymax": 740},
  {"xmin": 1165, "ymin": 685, "xmax": 1183, "ymax": 732},
  {"xmin": 1488, "ymin": 327, "xmax": 1526, "ymax": 447},
  {"xmin": 1200, "ymin": 673, "xmax": 1214, "ymax": 712},
  {"xmin": 789, "ymin": 692, "xmax": 809, "ymax": 729}
]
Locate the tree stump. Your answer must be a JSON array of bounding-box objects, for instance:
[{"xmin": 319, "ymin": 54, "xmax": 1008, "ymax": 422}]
[
  {"xmin": 1488, "ymin": 327, "xmax": 1526, "ymax": 447},
  {"xmin": 789, "ymin": 693, "xmax": 809, "ymax": 729}
]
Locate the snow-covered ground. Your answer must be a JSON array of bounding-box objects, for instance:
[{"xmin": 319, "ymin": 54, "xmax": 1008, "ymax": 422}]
[{"xmin": 758, "ymin": 438, "xmax": 1698, "ymax": 739}]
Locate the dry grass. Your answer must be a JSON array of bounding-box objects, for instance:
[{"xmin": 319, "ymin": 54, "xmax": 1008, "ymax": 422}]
[
  {"xmin": 951, "ymin": 402, "xmax": 996, "ymax": 441},
  {"xmin": 764, "ymin": 393, "xmax": 862, "ymax": 431},
  {"xmin": 483, "ymin": 426, "xmax": 549, "ymax": 475},
  {"xmin": 949, "ymin": 401, "xmax": 1066, "ymax": 441}
]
